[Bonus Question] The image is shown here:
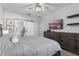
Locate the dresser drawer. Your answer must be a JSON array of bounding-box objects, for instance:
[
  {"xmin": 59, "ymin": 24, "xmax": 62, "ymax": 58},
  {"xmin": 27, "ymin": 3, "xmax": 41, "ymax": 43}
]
[
  {"xmin": 61, "ymin": 33, "xmax": 76, "ymax": 36},
  {"xmin": 61, "ymin": 39, "xmax": 75, "ymax": 53},
  {"xmin": 61, "ymin": 36, "xmax": 75, "ymax": 41},
  {"xmin": 77, "ymin": 35, "xmax": 79, "ymax": 41},
  {"xmin": 75, "ymin": 41, "xmax": 79, "ymax": 55}
]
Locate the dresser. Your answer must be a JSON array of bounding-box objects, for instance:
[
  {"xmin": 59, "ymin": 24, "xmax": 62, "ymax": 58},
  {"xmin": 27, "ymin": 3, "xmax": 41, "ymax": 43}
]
[{"xmin": 44, "ymin": 31, "xmax": 79, "ymax": 55}]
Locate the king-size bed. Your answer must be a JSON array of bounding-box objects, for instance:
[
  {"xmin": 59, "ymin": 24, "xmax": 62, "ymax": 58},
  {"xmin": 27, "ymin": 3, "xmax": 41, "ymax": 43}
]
[{"xmin": 0, "ymin": 34, "xmax": 62, "ymax": 56}]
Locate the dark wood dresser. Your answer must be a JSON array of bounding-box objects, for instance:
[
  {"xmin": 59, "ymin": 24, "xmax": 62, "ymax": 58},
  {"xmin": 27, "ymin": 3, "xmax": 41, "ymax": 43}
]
[{"xmin": 44, "ymin": 31, "xmax": 79, "ymax": 55}]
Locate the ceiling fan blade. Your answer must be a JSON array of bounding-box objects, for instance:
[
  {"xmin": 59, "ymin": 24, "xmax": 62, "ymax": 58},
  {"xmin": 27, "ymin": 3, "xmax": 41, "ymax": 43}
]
[
  {"xmin": 22, "ymin": 4, "xmax": 34, "ymax": 8},
  {"xmin": 44, "ymin": 3, "xmax": 59, "ymax": 7},
  {"xmin": 44, "ymin": 3, "xmax": 54, "ymax": 9},
  {"xmin": 44, "ymin": 3, "xmax": 53, "ymax": 5}
]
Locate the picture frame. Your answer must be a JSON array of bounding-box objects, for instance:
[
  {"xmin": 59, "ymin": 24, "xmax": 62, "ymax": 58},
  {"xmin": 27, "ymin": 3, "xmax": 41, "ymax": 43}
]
[
  {"xmin": 6, "ymin": 18, "xmax": 14, "ymax": 33},
  {"xmin": 49, "ymin": 19, "xmax": 63, "ymax": 29},
  {"xmin": 6, "ymin": 19, "xmax": 14, "ymax": 26},
  {"xmin": 6, "ymin": 26, "xmax": 14, "ymax": 33}
]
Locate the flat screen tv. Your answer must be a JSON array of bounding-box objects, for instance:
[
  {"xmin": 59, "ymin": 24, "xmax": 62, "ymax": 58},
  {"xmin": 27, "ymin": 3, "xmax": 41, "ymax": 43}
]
[{"xmin": 49, "ymin": 19, "xmax": 63, "ymax": 29}]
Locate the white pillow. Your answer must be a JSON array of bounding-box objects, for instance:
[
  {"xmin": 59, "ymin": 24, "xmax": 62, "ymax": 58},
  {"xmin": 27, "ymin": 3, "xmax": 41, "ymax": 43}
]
[
  {"xmin": 11, "ymin": 35, "xmax": 19, "ymax": 43},
  {"xmin": 3, "ymin": 30, "xmax": 9, "ymax": 34}
]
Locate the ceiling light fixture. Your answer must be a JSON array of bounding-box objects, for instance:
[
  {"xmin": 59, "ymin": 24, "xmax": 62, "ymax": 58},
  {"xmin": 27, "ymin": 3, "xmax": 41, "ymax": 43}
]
[{"xmin": 35, "ymin": 3, "xmax": 42, "ymax": 13}]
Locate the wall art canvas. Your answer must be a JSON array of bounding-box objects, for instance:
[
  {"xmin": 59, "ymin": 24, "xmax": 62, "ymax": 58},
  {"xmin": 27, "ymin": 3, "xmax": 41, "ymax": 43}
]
[
  {"xmin": 7, "ymin": 26, "xmax": 14, "ymax": 33},
  {"xmin": 49, "ymin": 19, "xmax": 63, "ymax": 29},
  {"xmin": 6, "ymin": 19, "xmax": 14, "ymax": 26},
  {"xmin": 6, "ymin": 19, "xmax": 14, "ymax": 33}
]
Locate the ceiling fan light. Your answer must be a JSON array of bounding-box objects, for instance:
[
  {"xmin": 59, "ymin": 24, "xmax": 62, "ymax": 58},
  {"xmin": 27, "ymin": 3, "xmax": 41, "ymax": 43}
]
[{"xmin": 35, "ymin": 6, "xmax": 42, "ymax": 13}]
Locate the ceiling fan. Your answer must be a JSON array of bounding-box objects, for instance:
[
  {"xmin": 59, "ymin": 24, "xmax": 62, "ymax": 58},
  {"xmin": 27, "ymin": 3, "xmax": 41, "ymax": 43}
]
[{"xmin": 23, "ymin": 3, "xmax": 53, "ymax": 13}]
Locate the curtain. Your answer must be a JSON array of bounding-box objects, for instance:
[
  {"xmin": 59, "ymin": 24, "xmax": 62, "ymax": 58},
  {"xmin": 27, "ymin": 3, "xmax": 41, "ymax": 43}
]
[
  {"xmin": 14, "ymin": 20, "xmax": 24, "ymax": 35},
  {"xmin": 24, "ymin": 21, "xmax": 34, "ymax": 36}
]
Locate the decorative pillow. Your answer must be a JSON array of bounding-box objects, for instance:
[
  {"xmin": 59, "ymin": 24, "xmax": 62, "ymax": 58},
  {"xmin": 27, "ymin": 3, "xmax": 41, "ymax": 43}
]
[{"xmin": 10, "ymin": 35, "xmax": 19, "ymax": 44}]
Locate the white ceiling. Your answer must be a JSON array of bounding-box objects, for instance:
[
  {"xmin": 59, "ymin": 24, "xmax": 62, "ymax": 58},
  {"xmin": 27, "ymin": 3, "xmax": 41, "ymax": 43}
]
[{"xmin": 2, "ymin": 3, "xmax": 71, "ymax": 17}]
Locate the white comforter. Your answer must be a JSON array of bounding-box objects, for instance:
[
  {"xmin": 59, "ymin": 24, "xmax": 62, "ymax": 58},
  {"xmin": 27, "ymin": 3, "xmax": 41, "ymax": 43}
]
[{"xmin": 0, "ymin": 35, "xmax": 62, "ymax": 56}]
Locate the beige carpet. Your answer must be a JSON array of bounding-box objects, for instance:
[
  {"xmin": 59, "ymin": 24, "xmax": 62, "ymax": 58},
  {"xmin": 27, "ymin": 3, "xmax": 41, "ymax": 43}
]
[{"xmin": 61, "ymin": 50, "xmax": 77, "ymax": 56}]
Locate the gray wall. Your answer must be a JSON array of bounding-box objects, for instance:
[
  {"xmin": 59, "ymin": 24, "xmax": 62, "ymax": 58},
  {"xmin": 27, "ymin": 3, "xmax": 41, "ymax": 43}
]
[
  {"xmin": 0, "ymin": 4, "xmax": 4, "ymax": 29},
  {"xmin": 40, "ymin": 4, "xmax": 79, "ymax": 36}
]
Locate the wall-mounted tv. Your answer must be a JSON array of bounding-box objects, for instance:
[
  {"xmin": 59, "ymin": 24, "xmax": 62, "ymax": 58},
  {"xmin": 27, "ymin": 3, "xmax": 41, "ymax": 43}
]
[{"xmin": 49, "ymin": 19, "xmax": 63, "ymax": 29}]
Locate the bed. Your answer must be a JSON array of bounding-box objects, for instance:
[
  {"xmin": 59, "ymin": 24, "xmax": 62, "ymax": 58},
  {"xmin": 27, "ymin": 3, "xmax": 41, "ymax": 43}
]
[{"xmin": 0, "ymin": 35, "xmax": 62, "ymax": 56}]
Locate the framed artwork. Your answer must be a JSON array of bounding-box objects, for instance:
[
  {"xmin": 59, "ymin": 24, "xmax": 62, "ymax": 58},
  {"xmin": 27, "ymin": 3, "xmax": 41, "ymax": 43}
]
[
  {"xmin": 6, "ymin": 19, "xmax": 14, "ymax": 33},
  {"xmin": 6, "ymin": 19, "xmax": 14, "ymax": 26},
  {"xmin": 49, "ymin": 19, "xmax": 63, "ymax": 29},
  {"xmin": 6, "ymin": 26, "xmax": 14, "ymax": 33}
]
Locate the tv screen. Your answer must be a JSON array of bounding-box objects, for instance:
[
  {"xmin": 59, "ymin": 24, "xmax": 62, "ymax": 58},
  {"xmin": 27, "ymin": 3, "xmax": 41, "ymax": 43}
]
[{"xmin": 49, "ymin": 19, "xmax": 63, "ymax": 29}]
